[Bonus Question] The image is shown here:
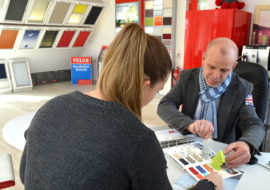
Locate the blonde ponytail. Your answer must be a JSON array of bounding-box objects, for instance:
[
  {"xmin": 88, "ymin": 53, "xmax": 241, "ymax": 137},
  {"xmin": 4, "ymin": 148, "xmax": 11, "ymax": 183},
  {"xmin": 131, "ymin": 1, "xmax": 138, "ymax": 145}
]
[
  {"xmin": 98, "ymin": 23, "xmax": 147, "ymax": 120},
  {"xmin": 98, "ymin": 23, "xmax": 172, "ymax": 120}
]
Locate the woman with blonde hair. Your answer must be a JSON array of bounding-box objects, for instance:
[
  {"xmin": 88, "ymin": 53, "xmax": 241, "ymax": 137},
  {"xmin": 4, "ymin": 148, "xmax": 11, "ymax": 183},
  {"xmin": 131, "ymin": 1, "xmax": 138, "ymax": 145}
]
[{"xmin": 20, "ymin": 23, "xmax": 222, "ymax": 190}]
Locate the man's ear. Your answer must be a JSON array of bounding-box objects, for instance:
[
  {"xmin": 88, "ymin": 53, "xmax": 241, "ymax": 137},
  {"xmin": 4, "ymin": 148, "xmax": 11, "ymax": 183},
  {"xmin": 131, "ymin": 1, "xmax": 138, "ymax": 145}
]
[
  {"xmin": 232, "ymin": 61, "xmax": 238, "ymax": 70},
  {"xmin": 202, "ymin": 52, "xmax": 206, "ymax": 66}
]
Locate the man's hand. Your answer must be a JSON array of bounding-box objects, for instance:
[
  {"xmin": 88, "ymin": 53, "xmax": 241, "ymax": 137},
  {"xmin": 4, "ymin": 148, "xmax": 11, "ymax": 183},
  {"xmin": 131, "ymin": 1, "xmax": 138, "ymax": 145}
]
[
  {"xmin": 224, "ymin": 141, "xmax": 251, "ymax": 168},
  {"xmin": 187, "ymin": 120, "xmax": 214, "ymax": 139}
]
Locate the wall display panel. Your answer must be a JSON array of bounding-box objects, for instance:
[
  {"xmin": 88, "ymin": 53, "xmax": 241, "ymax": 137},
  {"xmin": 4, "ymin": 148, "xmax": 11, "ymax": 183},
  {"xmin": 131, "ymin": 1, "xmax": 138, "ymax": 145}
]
[
  {"xmin": 9, "ymin": 59, "xmax": 32, "ymax": 92},
  {"xmin": 19, "ymin": 30, "xmax": 40, "ymax": 49},
  {"xmin": 28, "ymin": 0, "xmax": 50, "ymax": 23},
  {"xmin": 5, "ymin": 0, "xmax": 28, "ymax": 22},
  {"xmin": 84, "ymin": 6, "xmax": 103, "ymax": 25},
  {"xmin": 68, "ymin": 13, "xmax": 83, "ymax": 24},
  {"xmin": 67, "ymin": 4, "xmax": 88, "ymax": 25},
  {"xmin": 144, "ymin": 0, "xmax": 174, "ymax": 53},
  {"xmin": 57, "ymin": 31, "xmax": 76, "ymax": 48},
  {"xmin": 39, "ymin": 30, "xmax": 58, "ymax": 48},
  {"xmin": 73, "ymin": 4, "xmax": 88, "ymax": 13},
  {"xmin": 0, "ymin": 61, "xmax": 12, "ymax": 94},
  {"xmin": 0, "ymin": 29, "xmax": 19, "ymax": 49},
  {"xmin": 48, "ymin": 2, "xmax": 71, "ymax": 24},
  {"xmin": 73, "ymin": 31, "xmax": 91, "ymax": 47}
]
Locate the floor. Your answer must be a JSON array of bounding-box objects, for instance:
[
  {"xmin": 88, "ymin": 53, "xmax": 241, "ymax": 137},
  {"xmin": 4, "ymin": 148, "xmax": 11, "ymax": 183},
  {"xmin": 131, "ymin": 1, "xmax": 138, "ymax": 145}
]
[{"xmin": 0, "ymin": 81, "xmax": 167, "ymax": 190}]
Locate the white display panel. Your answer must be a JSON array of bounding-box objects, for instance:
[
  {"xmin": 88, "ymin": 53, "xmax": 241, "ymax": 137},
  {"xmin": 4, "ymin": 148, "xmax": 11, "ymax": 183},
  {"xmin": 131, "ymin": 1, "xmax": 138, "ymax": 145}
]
[
  {"xmin": 8, "ymin": 59, "xmax": 32, "ymax": 92},
  {"xmin": 0, "ymin": 60, "xmax": 12, "ymax": 94}
]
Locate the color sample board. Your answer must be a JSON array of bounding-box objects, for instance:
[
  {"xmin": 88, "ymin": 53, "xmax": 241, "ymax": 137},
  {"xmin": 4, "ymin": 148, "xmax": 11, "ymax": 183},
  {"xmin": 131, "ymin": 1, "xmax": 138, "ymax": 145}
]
[
  {"xmin": 144, "ymin": 0, "xmax": 173, "ymax": 49},
  {"xmin": 20, "ymin": 30, "xmax": 40, "ymax": 49},
  {"xmin": 73, "ymin": 31, "xmax": 91, "ymax": 47},
  {"xmin": 163, "ymin": 141, "xmax": 242, "ymax": 181},
  {"xmin": 57, "ymin": 31, "xmax": 76, "ymax": 48},
  {"xmin": 28, "ymin": 0, "xmax": 49, "ymax": 23},
  {"xmin": 0, "ymin": 30, "xmax": 19, "ymax": 49},
  {"xmin": 84, "ymin": 6, "xmax": 103, "ymax": 25},
  {"xmin": 5, "ymin": 0, "xmax": 28, "ymax": 22},
  {"xmin": 48, "ymin": 2, "xmax": 71, "ymax": 24},
  {"xmin": 39, "ymin": 30, "xmax": 58, "ymax": 48}
]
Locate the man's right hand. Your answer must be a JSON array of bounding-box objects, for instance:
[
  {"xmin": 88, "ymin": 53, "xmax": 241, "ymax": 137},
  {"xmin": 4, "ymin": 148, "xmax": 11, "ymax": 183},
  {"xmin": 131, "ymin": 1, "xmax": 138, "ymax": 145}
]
[{"xmin": 187, "ymin": 120, "xmax": 214, "ymax": 139}]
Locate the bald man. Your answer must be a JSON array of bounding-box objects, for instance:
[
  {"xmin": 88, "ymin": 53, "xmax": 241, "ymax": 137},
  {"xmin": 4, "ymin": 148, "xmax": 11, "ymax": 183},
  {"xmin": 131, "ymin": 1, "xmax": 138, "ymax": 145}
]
[{"xmin": 158, "ymin": 37, "xmax": 265, "ymax": 168}]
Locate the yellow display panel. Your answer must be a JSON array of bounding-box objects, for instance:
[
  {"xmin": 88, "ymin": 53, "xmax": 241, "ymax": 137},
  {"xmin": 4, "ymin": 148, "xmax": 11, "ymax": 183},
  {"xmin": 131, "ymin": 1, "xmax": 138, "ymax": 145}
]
[
  {"xmin": 28, "ymin": 0, "xmax": 49, "ymax": 22},
  {"xmin": 68, "ymin": 13, "xmax": 82, "ymax": 24},
  {"xmin": 73, "ymin": 4, "xmax": 88, "ymax": 13}
]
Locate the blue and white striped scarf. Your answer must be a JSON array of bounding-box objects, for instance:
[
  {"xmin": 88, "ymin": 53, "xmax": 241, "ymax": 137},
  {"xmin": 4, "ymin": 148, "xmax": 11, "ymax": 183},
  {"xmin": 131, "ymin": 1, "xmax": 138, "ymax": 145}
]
[{"xmin": 199, "ymin": 67, "xmax": 231, "ymax": 138}]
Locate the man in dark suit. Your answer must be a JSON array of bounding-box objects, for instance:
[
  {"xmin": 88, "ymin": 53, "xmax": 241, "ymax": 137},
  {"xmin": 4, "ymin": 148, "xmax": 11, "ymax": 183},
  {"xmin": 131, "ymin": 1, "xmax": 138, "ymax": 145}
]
[{"xmin": 157, "ymin": 37, "xmax": 265, "ymax": 168}]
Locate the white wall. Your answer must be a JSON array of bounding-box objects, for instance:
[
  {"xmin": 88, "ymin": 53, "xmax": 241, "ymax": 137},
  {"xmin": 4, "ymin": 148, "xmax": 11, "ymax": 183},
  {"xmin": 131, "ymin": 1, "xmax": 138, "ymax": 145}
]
[
  {"xmin": 0, "ymin": 48, "xmax": 83, "ymax": 73},
  {"xmin": 82, "ymin": 0, "xmax": 115, "ymax": 61}
]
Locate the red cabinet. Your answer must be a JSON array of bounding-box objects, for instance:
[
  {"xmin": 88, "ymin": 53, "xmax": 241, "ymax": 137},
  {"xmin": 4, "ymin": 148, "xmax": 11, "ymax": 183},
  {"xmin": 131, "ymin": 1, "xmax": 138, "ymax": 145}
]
[{"xmin": 183, "ymin": 9, "xmax": 251, "ymax": 69}]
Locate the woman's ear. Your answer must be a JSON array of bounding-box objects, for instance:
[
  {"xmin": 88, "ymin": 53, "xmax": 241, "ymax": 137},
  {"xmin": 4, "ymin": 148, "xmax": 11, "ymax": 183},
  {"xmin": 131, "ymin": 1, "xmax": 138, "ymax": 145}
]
[{"xmin": 143, "ymin": 79, "xmax": 151, "ymax": 89}]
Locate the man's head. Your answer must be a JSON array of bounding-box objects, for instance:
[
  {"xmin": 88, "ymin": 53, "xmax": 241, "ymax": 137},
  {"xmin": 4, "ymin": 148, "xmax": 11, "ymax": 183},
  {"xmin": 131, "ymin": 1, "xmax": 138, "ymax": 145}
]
[{"xmin": 202, "ymin": 37, "xmax": 239, "ymax": 87}]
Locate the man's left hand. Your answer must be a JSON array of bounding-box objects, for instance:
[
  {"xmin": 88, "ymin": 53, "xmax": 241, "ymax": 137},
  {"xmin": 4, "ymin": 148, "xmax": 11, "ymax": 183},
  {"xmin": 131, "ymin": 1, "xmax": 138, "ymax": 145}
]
[{"xmin": 224, "ymin": 141, "xmax": 251, "ymax": 168}]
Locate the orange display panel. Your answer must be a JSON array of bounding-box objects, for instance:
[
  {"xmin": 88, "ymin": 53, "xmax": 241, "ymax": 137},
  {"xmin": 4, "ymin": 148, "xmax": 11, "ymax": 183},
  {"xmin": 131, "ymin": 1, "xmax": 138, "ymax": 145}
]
[
  {"xmin": 154, "ymin": 16, "xmax": 162, "ymax": 26},
  {"xmin": 0, "ymin": 30, "xmax": 19, "ymax": 49}
]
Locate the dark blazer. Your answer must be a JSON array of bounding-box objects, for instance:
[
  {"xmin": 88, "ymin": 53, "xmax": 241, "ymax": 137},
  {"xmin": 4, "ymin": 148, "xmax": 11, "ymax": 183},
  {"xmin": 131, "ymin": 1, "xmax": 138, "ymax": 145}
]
[{"xmin": 158, "ymin": 68, "xmax": 265, "ymax": 153}]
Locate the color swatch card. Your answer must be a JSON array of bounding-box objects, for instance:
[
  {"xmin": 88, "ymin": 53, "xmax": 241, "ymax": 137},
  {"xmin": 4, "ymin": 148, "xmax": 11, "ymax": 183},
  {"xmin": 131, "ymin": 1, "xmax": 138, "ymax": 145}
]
[{"xmin": 164, "ymin": 141, "xmax": 243, "ymax": 181}]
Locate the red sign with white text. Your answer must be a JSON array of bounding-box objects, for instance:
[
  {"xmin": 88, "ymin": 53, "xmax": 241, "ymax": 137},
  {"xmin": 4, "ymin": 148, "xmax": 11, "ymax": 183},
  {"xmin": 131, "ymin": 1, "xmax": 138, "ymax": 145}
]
[{"xmin": 71, "ymin": 57, "xmax": 91, "ymax": 64}]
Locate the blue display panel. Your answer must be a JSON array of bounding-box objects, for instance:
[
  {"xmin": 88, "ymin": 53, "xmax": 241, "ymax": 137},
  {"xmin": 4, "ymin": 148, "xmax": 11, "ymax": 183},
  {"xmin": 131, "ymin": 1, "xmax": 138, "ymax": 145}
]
[{"xmin": 20, "ymin": 30, "xmax": 40, "ymax": 49}]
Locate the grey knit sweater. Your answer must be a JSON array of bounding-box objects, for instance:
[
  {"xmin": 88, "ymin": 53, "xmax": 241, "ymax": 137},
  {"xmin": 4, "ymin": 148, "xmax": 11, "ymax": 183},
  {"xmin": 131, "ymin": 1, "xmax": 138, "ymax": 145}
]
[{"xmin": 20, "ymin": 91, "xmax": 214, "ymax": 190}]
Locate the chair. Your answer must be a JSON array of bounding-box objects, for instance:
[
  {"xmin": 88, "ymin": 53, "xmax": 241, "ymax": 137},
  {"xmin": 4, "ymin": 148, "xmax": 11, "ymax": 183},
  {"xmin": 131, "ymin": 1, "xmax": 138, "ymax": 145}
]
[
  {"xmin": 0, "ymin": 153, "xmax": 15, "ymax": 189},
  {"xmin": 233, "ymin": 61, "xmax": 270, "ymax": 152}
]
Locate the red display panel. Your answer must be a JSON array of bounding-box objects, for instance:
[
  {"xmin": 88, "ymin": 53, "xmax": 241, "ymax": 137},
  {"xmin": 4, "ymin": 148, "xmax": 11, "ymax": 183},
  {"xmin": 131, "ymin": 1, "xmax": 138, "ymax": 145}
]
[
  {"xmin": 57, "ymin": 31, "xmax": 75, "ymax": 48},
  {"xmin": 183, "ymin": 9, "xmax": 251, "ymax": 69},
  {"xmin": 73, "ymin": 31, "xmax": 91, "ymax": 47}
]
